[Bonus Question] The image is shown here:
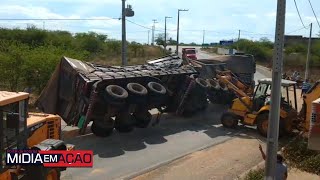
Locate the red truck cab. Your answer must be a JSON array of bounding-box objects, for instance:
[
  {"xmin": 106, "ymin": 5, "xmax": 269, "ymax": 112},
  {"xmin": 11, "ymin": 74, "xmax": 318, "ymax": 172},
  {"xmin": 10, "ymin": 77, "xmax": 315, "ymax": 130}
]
[{"xmin": 182, "ymin": 48, "xmax": 197, "ymax": 60}]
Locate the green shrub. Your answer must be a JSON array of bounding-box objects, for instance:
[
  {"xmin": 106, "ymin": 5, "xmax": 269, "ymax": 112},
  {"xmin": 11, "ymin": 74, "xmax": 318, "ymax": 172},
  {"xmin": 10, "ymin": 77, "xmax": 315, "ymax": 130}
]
[
  {"xmin": 0, "ymin": 27, "xmax": 165, "ymax": 93},
  {"xmin": 243, "ymin": 168, "xmax": 264, "ymax": 180}
]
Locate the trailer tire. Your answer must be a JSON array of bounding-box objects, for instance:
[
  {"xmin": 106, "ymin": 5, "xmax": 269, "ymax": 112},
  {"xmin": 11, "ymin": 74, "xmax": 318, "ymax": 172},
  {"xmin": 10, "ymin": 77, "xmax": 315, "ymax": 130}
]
[
  {"xmin": 115, "ymin": 113, "xmax": 134, "ymax": 133},
  {"xmin": 147, "ymin": 82, "xmax": 166, "ymax": 95},
  {"xmin": 106, "ymin": 85, "xmax": 128, "ymax": 99},
  {"xmin": 195, "ymin": 78, "xmax": 209, "ymax": 88},
  {"xmin": 91, "ymin": 118, "xmax": 114, "ymax": 137},
  {"xmin": 134, "ymin": 111, "xmax": 152, "ymax": 128},
  {"xmin": 206, "ymin": 79, "xmax": 220, "ymax": 90},
  {"xmin": 127, "ymin": 83, "xmax": 148, "ymax": 96},
  {"xmin": 190, "ymin": 74, "xmax": 198, "ymax": 79}
]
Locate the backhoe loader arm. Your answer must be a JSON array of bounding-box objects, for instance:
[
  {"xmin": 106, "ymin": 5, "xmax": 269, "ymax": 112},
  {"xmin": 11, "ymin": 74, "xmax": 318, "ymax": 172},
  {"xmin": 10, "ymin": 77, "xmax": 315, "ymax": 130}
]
[{"xmin": 217, "ymin": 75, "xmax": 250, "ymax": 98}]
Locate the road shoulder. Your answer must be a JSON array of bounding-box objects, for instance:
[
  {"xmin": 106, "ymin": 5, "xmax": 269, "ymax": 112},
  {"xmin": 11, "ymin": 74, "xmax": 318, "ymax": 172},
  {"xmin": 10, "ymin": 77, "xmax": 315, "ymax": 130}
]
[{"xmin": 133, "ymin": 137, "xmax": 266, "ymax": 180}]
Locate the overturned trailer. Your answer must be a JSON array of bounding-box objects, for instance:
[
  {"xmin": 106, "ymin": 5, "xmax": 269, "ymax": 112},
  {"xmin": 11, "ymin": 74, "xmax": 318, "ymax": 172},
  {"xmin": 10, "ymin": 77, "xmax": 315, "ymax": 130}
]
[{"xmin": 36, "ymin": 54, "xmax": 255, "ymax": 137}]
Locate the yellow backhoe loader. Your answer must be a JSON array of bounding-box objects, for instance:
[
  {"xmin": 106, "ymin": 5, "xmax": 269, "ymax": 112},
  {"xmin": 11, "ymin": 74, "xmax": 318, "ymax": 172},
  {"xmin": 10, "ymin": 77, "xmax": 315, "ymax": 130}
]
[
  {"xmin": 0, "ymin": 91, "xmax": 74, "ymax": 180},
  {"xmin": 220, "ymin": 78, "xmax": 320, "ymax": 137}
]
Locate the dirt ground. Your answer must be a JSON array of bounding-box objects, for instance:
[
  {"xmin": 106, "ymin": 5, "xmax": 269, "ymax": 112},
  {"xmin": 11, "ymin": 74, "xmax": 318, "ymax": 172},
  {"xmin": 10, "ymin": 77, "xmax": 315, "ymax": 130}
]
[
  {"xmin": 133, "ymin": 137, "xmax": 319, "ymax": 180},
  {"xmin": 133, "ymin": 137, "xmax": 265, "ymax": 180},
  {"xmin": 288, "ymin": 168, "xmax": 319, "ymax": 180}
]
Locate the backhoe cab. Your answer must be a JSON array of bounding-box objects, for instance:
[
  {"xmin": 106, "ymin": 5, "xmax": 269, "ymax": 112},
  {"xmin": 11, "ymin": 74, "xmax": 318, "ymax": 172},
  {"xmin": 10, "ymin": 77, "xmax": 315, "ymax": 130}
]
[
  {"xmin": 0, "ymin": 91, "xmax": 73, "ymax": 180},
  {"xmin": 221, "ymin": 78, "xmax": 298, "ymax": 137}
]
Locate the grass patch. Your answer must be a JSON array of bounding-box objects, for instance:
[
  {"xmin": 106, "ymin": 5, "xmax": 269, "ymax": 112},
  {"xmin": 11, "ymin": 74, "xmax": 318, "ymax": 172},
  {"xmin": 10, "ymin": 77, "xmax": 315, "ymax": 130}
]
[
  {"xmin": 243, "ymin": 168, "xmax": 264, "ymax": 180},
  {"xmin": 282, "ymin": 136, "xmax": 320, "ymax": 175}
]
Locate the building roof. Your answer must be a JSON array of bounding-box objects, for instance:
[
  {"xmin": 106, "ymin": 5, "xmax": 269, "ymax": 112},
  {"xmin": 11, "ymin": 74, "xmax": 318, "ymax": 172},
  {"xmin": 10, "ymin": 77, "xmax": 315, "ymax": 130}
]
[
  {"xmin": 258, "ymin": 78, "xmax": 296, "ymax": 87},
  {"xmin": 0, "ymin": 91, "xmax": 29, "ymax": 106}
]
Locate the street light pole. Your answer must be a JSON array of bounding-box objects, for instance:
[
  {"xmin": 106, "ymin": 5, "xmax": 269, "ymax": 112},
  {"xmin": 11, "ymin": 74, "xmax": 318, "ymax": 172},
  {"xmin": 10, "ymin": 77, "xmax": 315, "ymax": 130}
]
[
  {"xmin": 305, "ymin": 23, "xmax": 312, "ymax": 81},
  {"xmin": 176, "ymin": 9, "xmax": 188, "ymax": 55},
  {"xmin": 121, "ymin": 0, "xmax": 127, "ymax": 66},
  {"xmin": 265, "ymin": 0, "xmax": 286, "ymax": 179},
  {"xmin": 152, "ymin": 19, "xmax": 157, "ymax": 45},
  {"xmin": 165, "ymin": 16, "xmax": 172, "ymax": 50}
]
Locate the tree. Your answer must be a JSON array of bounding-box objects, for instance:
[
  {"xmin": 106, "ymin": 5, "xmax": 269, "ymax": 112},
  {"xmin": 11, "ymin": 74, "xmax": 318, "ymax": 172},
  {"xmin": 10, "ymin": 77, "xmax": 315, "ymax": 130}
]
[
  {"xmin": 167, "ymin": 37, "xmax": 177, "ymax": 45},
  {"xmin": 155, "ymin": 33, "xmax": 165, "ymax": 46}
]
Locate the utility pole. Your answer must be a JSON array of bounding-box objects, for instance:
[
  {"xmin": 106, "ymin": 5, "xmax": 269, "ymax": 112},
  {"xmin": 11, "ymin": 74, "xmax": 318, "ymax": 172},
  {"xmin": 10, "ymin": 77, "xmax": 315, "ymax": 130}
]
[
  {"xmin": 151, "ymin": 19, "xmax": 157, "ymax": 46},
  {"xmin": 121, "ymin": 0, "xmax": 127, "ymax": 66},
  {"xmin": 237, "ymin": 29, "xmax": 241, "ymax": 51},
  {"xmin": 148, "ymin": 30, "xmax": 150, "ymax": 45},
  {"xmin": 165, "ymin": 16, "xmax": 172, "ymax": 50},
  {"xmin": 176, "ymin": 9, "xmax": 188, "ymax": 55},
  {"xmin": 202, "ymin": 30, "xmax": 205, "ymax": 45},
  {"xmin": 265, "ymin": 0, "xmax": 286, "ymax": 179},
  {"xmin": 305, "ymin": 23, "xmax": 312, "ymax": 81},
  {"xmin": 121, "ymin": 1, "xmax": 134, "ymax": 66}
]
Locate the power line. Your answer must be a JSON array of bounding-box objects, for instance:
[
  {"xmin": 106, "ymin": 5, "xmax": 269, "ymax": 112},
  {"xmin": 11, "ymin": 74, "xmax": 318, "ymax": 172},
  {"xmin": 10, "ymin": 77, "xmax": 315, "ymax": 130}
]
[
  {"xmin": 126, "ymin": 19, "xmax": 154, "ymax": 31},
  {"xmin": 293, "ymin": 0, "xmax": 307, "ymax": 28},
  {"xmin": 286, "ymin": 26, "xmax": 308, "ymax": 34},
  {"xmin": 307, "ymin": 0, "xmax": 320, "ymax": 28}
]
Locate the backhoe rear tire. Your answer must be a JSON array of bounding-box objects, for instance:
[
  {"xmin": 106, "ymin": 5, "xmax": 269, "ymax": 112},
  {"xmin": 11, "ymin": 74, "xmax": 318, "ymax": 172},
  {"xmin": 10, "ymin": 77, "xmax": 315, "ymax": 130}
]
[
  {"xmin": 26, "ymin": 166, "xmax": 60, "ymax": 180},
  {"xmin": 221, "ymin": 112, "xmax": 238, "ymax": 128}
]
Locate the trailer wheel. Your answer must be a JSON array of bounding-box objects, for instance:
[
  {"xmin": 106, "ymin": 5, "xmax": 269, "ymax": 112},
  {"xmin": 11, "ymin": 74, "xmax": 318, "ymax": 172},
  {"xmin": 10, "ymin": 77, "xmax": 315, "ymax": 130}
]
[
  {"xmin": 206, "ymin": 79, "xmax": 220, "ymax": 90},
  {"xmin": 106, "ymin": 85, "xmax": 128, "ymax": 99},
  {"xmin": 221, "ymin": 112, "xmax": 238, "ymax": 128},
  {"xmin": 195, "ymin": 78, "xmax": 209, "ymax": 88},
  {"xmin": 147, "ymin": 82, "xmax": 166, "ymax": 95},
  {"xmin": 190, "ymin": 74, "xmax": 198, "ymax": 79},
  {"xmin": 91, "ymin": 118, "xmax": 114, "ymax": 137},
  {"xmin": 134, "ymin": 110, "xmax": 152, "ymax": 128},
  {"xmin": 115, "ymin": 113, "xmax": 134, "ymax": 133},
  {"xmin": 127, "ymin": 83, "xmax": 148, "ymax": 96}
]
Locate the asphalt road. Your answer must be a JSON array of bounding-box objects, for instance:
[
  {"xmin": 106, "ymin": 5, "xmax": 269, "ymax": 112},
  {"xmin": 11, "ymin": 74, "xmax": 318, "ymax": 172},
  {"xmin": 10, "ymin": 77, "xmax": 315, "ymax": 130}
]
[{"xmin": 61, "ymin": 47, "xmax": 268, "ymax": 180}]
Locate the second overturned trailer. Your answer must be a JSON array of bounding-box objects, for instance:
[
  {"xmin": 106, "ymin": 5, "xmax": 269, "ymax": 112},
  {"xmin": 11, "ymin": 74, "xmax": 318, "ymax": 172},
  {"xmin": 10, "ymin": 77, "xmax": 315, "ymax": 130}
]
[{"xmin": 36, "ymin": 54, "xmax": 255, "ymax": 137}]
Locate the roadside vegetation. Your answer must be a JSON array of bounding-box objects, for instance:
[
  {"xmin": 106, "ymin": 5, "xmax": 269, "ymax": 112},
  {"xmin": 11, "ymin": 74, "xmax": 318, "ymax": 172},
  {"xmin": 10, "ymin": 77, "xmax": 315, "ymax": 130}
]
[
  {"xmin": 0, "ymin": 27, "xmax": 166, "ymax": 93},
  {"xmin": 282, "ymin": 136, "xmax": 320, "ymax": 175},
  {"xmin": 243, "ymin": 136, "xmax": 320, "ymax": 180},
  {"xmin": 243, "ymin": 168, "xmax": 264, "ymax": 180}
]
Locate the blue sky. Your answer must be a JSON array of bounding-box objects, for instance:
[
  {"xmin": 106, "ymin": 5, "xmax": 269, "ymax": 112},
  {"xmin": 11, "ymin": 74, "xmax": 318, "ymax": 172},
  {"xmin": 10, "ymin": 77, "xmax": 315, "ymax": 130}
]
[{"xmin": 0, "ymin": 0, "xmax": 319, "ymax": 44}]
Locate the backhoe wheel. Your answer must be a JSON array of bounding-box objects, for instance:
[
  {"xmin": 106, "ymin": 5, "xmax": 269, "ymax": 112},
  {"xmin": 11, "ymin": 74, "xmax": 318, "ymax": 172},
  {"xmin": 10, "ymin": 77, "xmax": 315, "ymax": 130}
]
[
  {"xmin": 256, "ymin": 113, "xmax": 285, "ymax": 138},
  {"xmin": 256, "ymin": 113, "xmax": 269, "ymax": 137},
  {"xmin": 221, "ymin": 112, "xmax": 238, "ymax": 128},
  {"xmin": 26, "ymin": 166, "xmax": 60, "ymax": 180},
  {"xmin": 91, "ymin": 118, "xmax": 114, "ymax": 137},
  {"xmin": 47, "ymin": 168, "xmax": 60, "ymax": 180}
]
